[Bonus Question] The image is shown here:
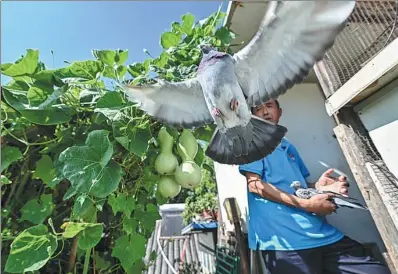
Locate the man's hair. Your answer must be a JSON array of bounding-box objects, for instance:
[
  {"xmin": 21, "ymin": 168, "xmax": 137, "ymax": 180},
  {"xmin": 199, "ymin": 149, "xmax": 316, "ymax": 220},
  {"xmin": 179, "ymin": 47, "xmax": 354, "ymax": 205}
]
[{"xmin": 251, "ymin": 99, "xmax": 280, "ymax": 114}]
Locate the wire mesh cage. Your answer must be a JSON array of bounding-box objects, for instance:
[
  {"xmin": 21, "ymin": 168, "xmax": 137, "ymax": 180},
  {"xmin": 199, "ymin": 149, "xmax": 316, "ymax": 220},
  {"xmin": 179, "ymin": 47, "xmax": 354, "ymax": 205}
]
[
  {"xmin": 317, "ymin": 0, "xmax": 398, "ymax": 95},
  {"xmin": 355, "ymin": 128, "xmax": 398, "ymax": 208}
]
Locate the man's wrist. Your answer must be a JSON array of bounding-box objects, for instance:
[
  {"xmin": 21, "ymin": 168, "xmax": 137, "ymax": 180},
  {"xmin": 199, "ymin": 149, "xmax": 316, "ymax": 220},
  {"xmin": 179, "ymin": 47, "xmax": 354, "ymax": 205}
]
[{"xmin": 298, "ymin": 197, "xmax": 310, "ymax": 210}]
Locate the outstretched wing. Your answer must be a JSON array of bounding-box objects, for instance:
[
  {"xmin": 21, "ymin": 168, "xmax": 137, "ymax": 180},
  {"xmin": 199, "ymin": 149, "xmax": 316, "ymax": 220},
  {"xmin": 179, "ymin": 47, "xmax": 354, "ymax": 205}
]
[
  {"xmin": 233, "ymin": 1, "xmax": 356, "ymax": 107},
  {"xmin": 122, "ymin": 78, "xmax": 213, "ymax": 128}
]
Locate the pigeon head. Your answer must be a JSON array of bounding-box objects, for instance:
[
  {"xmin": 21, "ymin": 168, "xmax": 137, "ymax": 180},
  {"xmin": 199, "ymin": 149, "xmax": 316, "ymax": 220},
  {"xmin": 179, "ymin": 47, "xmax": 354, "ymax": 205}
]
[
  {"xmin": 290, "ymin": 181, "xmax": 302, "ymax": 190},
  {"xmin": 199, "ymin": 44, "xmax": 215, "ymax": 55}
]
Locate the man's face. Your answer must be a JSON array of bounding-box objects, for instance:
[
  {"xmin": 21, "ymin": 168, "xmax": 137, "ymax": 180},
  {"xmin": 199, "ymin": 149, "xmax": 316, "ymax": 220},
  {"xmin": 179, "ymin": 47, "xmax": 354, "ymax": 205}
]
[{"xmin": 253, "ymin": 99, "xmax": 282, "ymax": 124}]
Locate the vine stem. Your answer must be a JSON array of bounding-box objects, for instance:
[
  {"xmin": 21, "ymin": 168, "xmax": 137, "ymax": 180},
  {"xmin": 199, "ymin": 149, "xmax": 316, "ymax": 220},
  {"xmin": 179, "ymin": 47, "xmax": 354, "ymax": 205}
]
[
  {"xmin": 67, "ymin": 236, "xmax": 79, "ymax": 273},
  {"xmin": 83, "ymin": 247, "xmax": 91, "ymax": 274},
  {"xmin": 4, "ymin": 163, "xmax": 30, "ymax": 208},
  {"xmin": 83, "ymin": 213, "xmax": 97, "ymax": 274},
  {"xmin": 15, "ymin": 169, "xmax": 32, "ymax": 204},
  {"xmin": 1, "ymin": 235, "xmax": 16, "ymax": 241},
  {"xmin": 2, "ymin": 127, "xmax": 58, "ymax": 146}
]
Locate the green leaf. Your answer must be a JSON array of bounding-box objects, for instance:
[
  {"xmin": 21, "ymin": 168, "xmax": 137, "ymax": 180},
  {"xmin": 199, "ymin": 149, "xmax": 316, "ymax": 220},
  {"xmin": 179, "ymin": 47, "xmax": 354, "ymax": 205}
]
[
  {"xmin": 215, "ymin": 26, "xmax": 236, "ymax": 45},
  {"xmin": 20, "ymin": 194, "xmax": 55, "ymax": 225},
  {"xmin": 172, "ymin": 22, "xmax": 182, "ymax": 33},
  {"xmin": 58, "ymin": 130, "xmax": 123, "ymax": 198},
  {"xmin": 3, "ymin": 79, "xmax": 30, "ymax": 91},
  {"xmin": 103, "ymin": 66, "xmax": 117, "ymax": 80},
  {"xmin": 181, "ymin": 13, "xmax": 195, "ymax": 35},
  {"xmin": 27, "ymin": 79, "xmax": 54, "ymax": 104},
  {"xmin": 115, "ymin": 49, "xmax": 129, "ymax": 65},
  {"xmin": 116, "ymin": 65, "xmax": 128, "ymax": 78},
  {"xmin": 31, "ymin": 70, "xmax": 63, "ymax": 87},
  {"xmin": 62, "ymin": 222, "xmax": 101, "ymax": 238},
  {"xmin": 122, "ymin": 216, "xmax": 138, "ymax": 235},
  {"xmin": 27, "ymin": 85, "xmax": 51, "ymax": 106},
  {"xmin": 78, "ymin": 224, "xmax": 103, "ymax": 250},
  {"xmin": 194, "ymin": 144, "xmax": 205, "ymax": 167},
  {"xmin": 135, "ymin": 204, "xmax": 160, "ymax": 231},
  {"xmin": 2, "ymin": 87, "xmax": 73, "ymax": 125},
  {"xmin": 112, "ymin": 234, "xmax": 146, "ymax": 271},
  {"xmin": 94, "ymin": 108, "xmax": 124, "ymax": 122},
  {"xmin": 127, "ymin": 261, "xmax": 146, "ymax": 274},
  {"xmin": 173, "ymin": 49, "xmax": 200, "ymax": 66},
  {"xmin": 160, "ymin": 32, "xmax": 181, "ymax": 49},
  {"xmin": 142, "ymin": 59, "xmax": 152, "ymax": 74},
  {"xmin": 92, "ymin": 49, "xmax": 116, "ymax": 66},
  {"xmin": 202, "ymin": 163, "xmax": 215, "ymax": 176},
  {"xmin": 2, "ymin": 63, "xmax": 13, "ymax": 71},
  {"xmin": 92, "ymin": 252, "xmax": 111, "ymax": 270},
  {"xmin": 33, "ymin": 155, "xmax": 56, "ymax": 185},
  {"xmin": 113, "ymin": 121, "xmax": 152, "ymax": 157},
  {"xmin": 1, "ymin": 175, "xmax": 12, "ymax": 185},
  {"xmin": 73, "ymin": 194, "xmax": 96, "ymax": 220},
  {"xmin": 5, "ymin": 224, "xmax": 58, "ymax": 273},
  {"xmin": 193, "ymin": 124, "xmax": 216, "ymax": 143},
  {"xmin": 107, "ymin": 193, "xmax": 136, "ymax": 216},
  {"xmin": 53, "ymin": 60, "xmax": 103, "ymax": 80},
  {"xmin": 2, "ymin": 49, "xmax": 39, "ymax": 77},
  {"xmin": 1, "ymin": 146, "xmax": 23, "ymax": 173},
  {"xmin": 127, "ymin": 63, "xmax": 145, "ymax": 77},
  {"xmin": 96, "ymin": 92, "xmax": 124, "ymax": 108},
  {"xmin": 153, "ymin": 52, "xmax": 169, "ymax": 68}
]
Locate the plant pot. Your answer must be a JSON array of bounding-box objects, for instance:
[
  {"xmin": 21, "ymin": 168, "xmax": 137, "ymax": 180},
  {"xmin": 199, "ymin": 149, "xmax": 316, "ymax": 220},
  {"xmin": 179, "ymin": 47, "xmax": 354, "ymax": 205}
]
[
  {"xmin": 202, "ymin": 210, "xmax": 212, "ymax": 218},
  {"xmin": 213, "ymin": 210, "xmax": 219, "ymax": 220}
]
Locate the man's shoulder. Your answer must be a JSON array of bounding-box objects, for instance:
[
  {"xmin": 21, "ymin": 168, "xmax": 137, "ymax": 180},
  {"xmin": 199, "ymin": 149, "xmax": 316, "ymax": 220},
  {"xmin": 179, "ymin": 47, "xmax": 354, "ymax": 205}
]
[
  {"xmin": 281, "ymin": 137, "xmax": 300, "ymax": 150},
  {"xmin": 280, "ymin": 137, "xmax": 304, "ymax": 159}
]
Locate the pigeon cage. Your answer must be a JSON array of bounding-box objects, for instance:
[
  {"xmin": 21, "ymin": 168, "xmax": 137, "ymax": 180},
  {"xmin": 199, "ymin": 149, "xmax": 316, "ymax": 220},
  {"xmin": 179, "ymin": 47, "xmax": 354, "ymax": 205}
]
[
  {"xmin": 215, "ymin": 246, "xmax": 241, "ymax": 274},
  {"xmin": 315, "ymin": 0, "xmax": 398, "ymax": 97},
  {"xmin": 315, "ymin": 0, "xmax": 398, "ymax": 205}
]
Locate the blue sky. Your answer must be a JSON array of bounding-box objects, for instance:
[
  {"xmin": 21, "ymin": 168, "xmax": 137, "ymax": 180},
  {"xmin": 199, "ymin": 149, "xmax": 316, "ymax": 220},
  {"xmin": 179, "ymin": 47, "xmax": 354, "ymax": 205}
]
[{"xmin": 1, "ymin": 1, "xmax": 227, "ymax": 82}]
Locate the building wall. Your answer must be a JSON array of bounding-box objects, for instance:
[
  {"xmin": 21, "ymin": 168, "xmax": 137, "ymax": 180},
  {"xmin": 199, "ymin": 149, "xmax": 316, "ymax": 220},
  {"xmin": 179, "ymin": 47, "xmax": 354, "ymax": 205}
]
[
  {"xmin": 356, "ymin": 79, "xmax": 398, "ymax": 178},
  {"xmin": 215, "ymin": 83, "xmax": 385, "ymax": 251}
]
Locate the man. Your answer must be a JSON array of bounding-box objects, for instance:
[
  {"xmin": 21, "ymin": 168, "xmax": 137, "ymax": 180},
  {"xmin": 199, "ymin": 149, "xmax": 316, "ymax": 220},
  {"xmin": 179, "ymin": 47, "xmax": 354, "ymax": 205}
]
[{"xmin": 239, "ymin": 99, "xmax": 391, "ymax": 274}]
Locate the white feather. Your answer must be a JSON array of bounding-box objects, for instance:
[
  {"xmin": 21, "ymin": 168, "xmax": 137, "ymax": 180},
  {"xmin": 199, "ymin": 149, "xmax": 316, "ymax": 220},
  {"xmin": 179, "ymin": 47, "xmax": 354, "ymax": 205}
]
[{"xmin": 122, "ymin": 78, "xmax": 213, "ymax": 128}]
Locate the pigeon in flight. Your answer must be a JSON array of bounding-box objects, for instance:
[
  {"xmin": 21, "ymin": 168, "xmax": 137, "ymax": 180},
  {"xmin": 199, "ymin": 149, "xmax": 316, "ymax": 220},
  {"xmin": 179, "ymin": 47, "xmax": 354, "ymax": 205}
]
[
  {"xmin": 121, "ymin": 1, "xmax": 356, "ymax": 165},
  {"xmin": 290, "ymin": 181, "xmax": 368, "ymax": 211}
]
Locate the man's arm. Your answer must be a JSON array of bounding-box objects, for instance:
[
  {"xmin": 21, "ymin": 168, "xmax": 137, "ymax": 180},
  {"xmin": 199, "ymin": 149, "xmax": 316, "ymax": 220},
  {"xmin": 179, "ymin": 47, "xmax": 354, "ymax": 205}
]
[
  {"xmin": 246, "ymin": 172, "xmax": 309, "ymax": 209},
  {"xmin": 246, "ymin": 172, "xmax": 337, "ymax": 215}
]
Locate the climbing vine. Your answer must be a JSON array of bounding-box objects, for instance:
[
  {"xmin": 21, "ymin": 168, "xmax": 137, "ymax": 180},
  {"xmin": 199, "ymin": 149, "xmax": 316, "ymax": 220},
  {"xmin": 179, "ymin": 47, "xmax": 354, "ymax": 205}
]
[{"xmin": 1, "ymin": 6, "xmax": 235, "ymax": 274}]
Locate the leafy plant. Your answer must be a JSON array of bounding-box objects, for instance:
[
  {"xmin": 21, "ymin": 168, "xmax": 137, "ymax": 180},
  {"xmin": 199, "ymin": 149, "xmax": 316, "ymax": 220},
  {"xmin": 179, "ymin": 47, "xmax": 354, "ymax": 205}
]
[
  {"xmin": 1, "ymin": 6, "xmax": 233, "ymax": 274},
  {"xmin": 182, "ymin": 156, "xmax": 219, "ymax": 225},
  {"xmin": 177, "ymin": 261, "xmax": 204, "ymax": 274}
]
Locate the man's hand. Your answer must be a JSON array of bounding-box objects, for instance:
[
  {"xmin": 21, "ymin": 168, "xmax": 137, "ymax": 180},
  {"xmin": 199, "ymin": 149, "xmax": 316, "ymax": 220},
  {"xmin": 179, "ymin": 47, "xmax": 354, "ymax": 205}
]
[
  {"xmin": 302, "ymin": 193, "xmax": 336, "ymax": 215},
  {"xmin": 315, "ymin": 168, "xmax": 349, "ymax": 196}
]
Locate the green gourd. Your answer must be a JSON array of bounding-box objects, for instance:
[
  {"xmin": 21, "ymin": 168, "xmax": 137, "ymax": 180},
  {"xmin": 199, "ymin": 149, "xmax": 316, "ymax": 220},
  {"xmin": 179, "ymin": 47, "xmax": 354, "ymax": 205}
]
[
  {"xmin": 174, "ymin": 143, "xmax": 202, "ymax": 189},
  {"xmin": 157, "ymin": 175, "xmax": 181, "ymax": 198},
  {"xmin": 154, "ymin": 127, "xmax": 178, "ymax": 175}
]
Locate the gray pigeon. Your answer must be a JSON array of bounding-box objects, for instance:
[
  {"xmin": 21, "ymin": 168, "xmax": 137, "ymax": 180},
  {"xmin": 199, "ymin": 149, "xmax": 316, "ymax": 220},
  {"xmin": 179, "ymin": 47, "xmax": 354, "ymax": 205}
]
[
  {"xmin": 290, "ymin": 181, "xmax": 368, "ymax": 211},
  {"xmin": 121, "ymin": 1, "xmax": 356, "ymax": 165}
]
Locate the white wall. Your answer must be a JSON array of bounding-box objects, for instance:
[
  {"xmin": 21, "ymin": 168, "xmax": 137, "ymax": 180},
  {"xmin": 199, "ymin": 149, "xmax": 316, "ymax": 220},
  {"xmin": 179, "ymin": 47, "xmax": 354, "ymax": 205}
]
[
  {"xmin": 357, "ymin": 81, "xmax": 398, "ymax": 179},
  {"xmin": 214, "ymin": 162, "xmax": 249, "ymax": 233},
  {"xmin": 215, "ymin": 83, "xmax": 385, "ymax": 251}
]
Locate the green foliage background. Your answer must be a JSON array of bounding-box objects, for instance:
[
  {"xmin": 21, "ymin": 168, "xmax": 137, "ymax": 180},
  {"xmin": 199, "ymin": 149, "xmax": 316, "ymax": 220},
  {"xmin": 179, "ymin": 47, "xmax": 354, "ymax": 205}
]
[{"xmin": 1, "ymin": 7, "xmax": 235, "ymax": 274}]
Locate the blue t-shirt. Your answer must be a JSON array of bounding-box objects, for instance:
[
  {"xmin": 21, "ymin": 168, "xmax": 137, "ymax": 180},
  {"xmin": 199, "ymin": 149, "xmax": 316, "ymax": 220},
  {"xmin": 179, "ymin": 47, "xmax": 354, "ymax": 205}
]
[{"xmin": 239, "ymin": 138, "xmax": 343, "ymax": 251}]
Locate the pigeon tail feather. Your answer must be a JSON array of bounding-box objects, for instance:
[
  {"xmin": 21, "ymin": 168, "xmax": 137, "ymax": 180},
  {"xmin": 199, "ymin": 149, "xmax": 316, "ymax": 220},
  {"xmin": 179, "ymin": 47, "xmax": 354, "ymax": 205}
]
[
  {"xmin": 333, "ymin": 197, "xmax": 369, "ymax": 210},
  {"xmin": 205, "ymin": 115, "xmax": 287, "ymax": 165}
]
